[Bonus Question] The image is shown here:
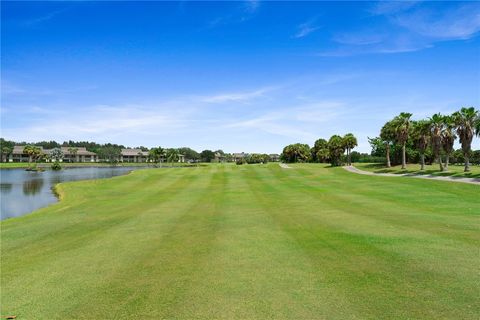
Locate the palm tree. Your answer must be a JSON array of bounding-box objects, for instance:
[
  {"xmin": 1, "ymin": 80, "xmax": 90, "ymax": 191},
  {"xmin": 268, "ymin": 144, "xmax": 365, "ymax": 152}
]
[
  {"xmin": 393, "ymin": 113, "xmax": 412, "ymax": 170},
  {"xmin": 157, "ymin": 147, "xmax": 165, "ymax": 166},
  {"xmin": 429, "ymin": 113, "xmax": 444, "ymax": 171},
  {"xmin": 441, "ymin": 115, "xmax": 456, "ymax": 171},
  {"xmin": 166, "ymin": 148, "xmax": 179, "ymax": 166},
  {"xmin": 453, "ymin": 107, "xmax": 479, "ymax": 172},
  {"xmin": 1, "ymin": 146, "xmax": 13, "ymax": 163},
  {"xmin": 23, "ymin": 145, "xmax": 42, "ymax": 168},
  {"xmin": 411, "ymin": 120, "xmax": 430, "ymax": 170},
  {"xmin": 148, "ymin": 147, "xmax": 165, "ymax": 166},
  {"xmin": 342, "ymin": 133, "xmax": 357, "ymax": 166},
  {"xmin": 475, "ymin": 112, "xmax": 480, "ymax": 137},
  {"xmin": 137, "ymin": 151, "xmax": 144, "ymax": 163},
  {"xmin": 68, "ymin": 147, "xmax": 78, "ymax": 163},
  {"xmin": 328, "ymin": 135, "xmax": 345, "ymax": 166},
  {"xmin": 380, "ymin": 121, "xmax": 395, "ymax": 168}
]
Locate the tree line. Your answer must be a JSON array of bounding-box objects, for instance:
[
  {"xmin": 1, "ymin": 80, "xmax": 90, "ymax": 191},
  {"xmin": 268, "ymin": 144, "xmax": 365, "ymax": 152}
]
[
  {"xmin": 0, "ymin": 139, "xmax": 270, "ymax": 164},
  {"xmin": 373, "ymin": 107, "xmax": 480, "ymax": 172},
  {"xmin": 281, "ymin": 133, "xmax": 358, "ymax": 166}
]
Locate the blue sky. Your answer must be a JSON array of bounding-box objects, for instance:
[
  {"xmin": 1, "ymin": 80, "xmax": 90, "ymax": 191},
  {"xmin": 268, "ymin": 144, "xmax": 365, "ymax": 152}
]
[{"xmin": 1, "ymin": 1, "xmax": 479, "ymax": 153}]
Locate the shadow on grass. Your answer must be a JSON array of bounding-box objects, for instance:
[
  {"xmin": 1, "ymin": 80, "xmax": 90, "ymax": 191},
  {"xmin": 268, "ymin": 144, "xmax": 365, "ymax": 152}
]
[{"xmin": 365, "ymin": 164, "xmax": 480, "ymax": 178}]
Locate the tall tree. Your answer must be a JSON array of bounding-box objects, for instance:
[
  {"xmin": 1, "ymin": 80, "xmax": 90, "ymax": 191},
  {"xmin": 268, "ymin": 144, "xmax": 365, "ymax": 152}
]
[
  {"xmin": 50, "ymin": 147, "xmax": 64, "ymax": 170},
  {"xmin": 149, "ymin": 147, "xmax": 165, "ymax": 166},
  {"xmin": 380, "ymin": 121, "xmax": 396, "ymax": 168},
  {"xmin": 342, "ymin": 133, "xmax": 358, "ymax": 166},
  {"xmin": 393, "ymin": 113, "xmax": 412, "ymax": 169},
  {"xmin": 327, "ymin": 135, "xmax": 345, "ymax": 166},
  {"xmin": 98, "ymin": 146, "xmax": 121, "ymax": 164},
  {"xmin": 281, "ymin": 143, "xmax": 311, "ymax": 163},
  {"xmin": 411, "ymin": 120, "xmax": 430, "ymax": 170},
  {"xmin": 453, "ymin": 107, "xmax": 479, "ymax": 172},
  {"xmin": 23, "ymin": 145, "xmax": 43, "ymax": 167},
  {"xmin": 166, "ymin": 148, "xmax": 180, "ymax": 166},
  {"xmin": 200, "ymin": 150, "xmax": 215, "ymax": 163},
  {"xmin": 311, "ymin": 138, "xmax": 328, "ymax": 163},
  {"xmin": 429, "ymin": 113, "xmax": 445, "ymax": 171},
  {"xmin": 68, "ymin": 147, "xmax": 78, "ymax": 163},
  {"xmin": 441, "ymin": 115, "xmax": 456, "ymax": 171},
  {"xmin": 0, "ymin": 138, "xmax": 14, "ymax": 162}
]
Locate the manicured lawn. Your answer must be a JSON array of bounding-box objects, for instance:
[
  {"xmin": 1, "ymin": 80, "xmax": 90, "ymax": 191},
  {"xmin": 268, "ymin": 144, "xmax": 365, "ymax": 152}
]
[
  {"xmin": 1, "ymin": 163, "xmax": 479, "ymax": 319},
  {"xmin": 355, "ymin": 162, "xmax": 480, "ymax": 178}
]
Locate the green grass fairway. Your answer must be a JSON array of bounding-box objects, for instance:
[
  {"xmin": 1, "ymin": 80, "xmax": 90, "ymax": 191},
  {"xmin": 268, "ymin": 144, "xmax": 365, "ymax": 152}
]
[
  {"xmin": 355, "ymin": 162, "xmax": 480, "ymax": 178},
  {"xmin": 1, "ymin": 164, "xmax": 479, "ymax": 319}
]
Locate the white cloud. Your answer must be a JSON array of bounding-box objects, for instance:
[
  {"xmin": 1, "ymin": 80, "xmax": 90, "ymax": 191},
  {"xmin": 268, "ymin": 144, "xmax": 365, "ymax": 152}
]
[
  {"xmin": 224, "ymin": 101, "xmax": 345, "ymax": 140},
  {"xmin": 293, "ymin": 19, "xmax": 320, "ymax": 38},
  {"xmin": 369, "ymin": 1, "xmax": 419, "ymax": 16},
  {"xmin": 393, "ymin": 4, "xmax": 480, "ymax": 40},
  {"xmin": 322, "ymin": 2, "xmax": 480, "ymax": 56},
  {"xmin": 201, "ymin": 87, "xmax": 273, "ymax": 103},
  {"xmin": 1, "ymin": 104, "xmax": 190, "ymax": 143},
  {"xmin": 208, "ymin": 0, "xmax": 260, "ymax": 27},
  {"xmin": 21, "ymin": 8, "xmax": 67, "ymax": 27}
]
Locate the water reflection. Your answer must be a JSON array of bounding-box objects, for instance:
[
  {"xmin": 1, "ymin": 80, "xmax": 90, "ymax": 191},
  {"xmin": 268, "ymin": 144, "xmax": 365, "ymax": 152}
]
[
  {"xmin": 23, "ymin": 179, "xmax": 44, "ymax": 196},
  {"xmin": 0, "ymin": 183, "xmax": 12, "ymax": 194},
  {"xmin": 0, "ymin": 167, "xmax": 138, "ymax": 220}
]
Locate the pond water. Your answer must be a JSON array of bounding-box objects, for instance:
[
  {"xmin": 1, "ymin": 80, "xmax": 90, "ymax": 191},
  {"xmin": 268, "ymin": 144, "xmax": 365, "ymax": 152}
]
[{"xmin": 0, "ymin": 167, "xmax": 137, "ymax": 220}]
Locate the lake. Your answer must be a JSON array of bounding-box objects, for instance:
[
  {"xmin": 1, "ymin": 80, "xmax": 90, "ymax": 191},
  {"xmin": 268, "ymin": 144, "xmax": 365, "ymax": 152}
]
[{"xmin": 0, "ymin": 167, "xmax": 138, "ymax": 220}]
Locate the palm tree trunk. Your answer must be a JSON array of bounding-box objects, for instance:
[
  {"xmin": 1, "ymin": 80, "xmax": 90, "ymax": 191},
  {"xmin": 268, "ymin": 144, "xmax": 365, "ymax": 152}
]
[
  {"xmin": 347, "ymin": 148, "xmax": 351, "ymax": 166},
  {"xmin": 401, "ymin": 143, "xmax": 406, "ymax": 169},
  {"xmin": 386, "ymin": 144, "xmax": 391, "ymax": 168},
  {"xmin": 438, "ymin": 154, "xmax": 444, "ymax": 171},
  {"xmin": 420, "ymin": 153, "xmax": 425, "ymax": 170},
  {"xmin": 444, "ymin": 154, "xmax": 449, "ymax": 171},
  {"xmin": 464, "ymin": 153, "xmax": 470, "ymax": 172}
]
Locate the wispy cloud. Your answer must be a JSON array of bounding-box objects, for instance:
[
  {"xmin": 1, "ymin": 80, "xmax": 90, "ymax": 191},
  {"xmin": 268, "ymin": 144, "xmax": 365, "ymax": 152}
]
[
  {"xmin": 322, "ymin": 2, "xmax": 480, "ymax": 56},
  {"xmin": 333, "ymin": 32, "xmax": 384, "ymax": 46},
  {"xmin": 224, "ymin": 101, "xmax": 345, "ymax": 140},
  {"xmin": 369, "ymin": 1, "xmax": 419, "ymax": 16},
  {"xmin": 244, "ymin": 0, "xmax": 260, "ymax": 14},
  {"xmin": 1, "ymin": 80, "xmax": 98, "ymax": 97},
  {"xmin": 393, "ymin": 4, "xmax": 480, "ymax": 40},
  {"xmin": 208, "ymin": 0, "xmax": 260, "ymax": 27},
  {"xmin": 201, "ymin": 87, "xmax": 273, "ymax": 103},
  {"xmin": 293, "ymin": 19, "xmax": 320, "ymax": 38},
  {"xmin": 21, "ymin": 8, "xmax": 66, "ymax": 27},
  {"xmin": 1, "ymin": 104, "xmax": 190, "ymax": 143}
]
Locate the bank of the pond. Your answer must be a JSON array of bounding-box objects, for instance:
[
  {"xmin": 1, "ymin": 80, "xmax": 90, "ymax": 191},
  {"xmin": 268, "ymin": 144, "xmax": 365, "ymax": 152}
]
[
  {"xmin": 0, "ymin": 166, "xmax": 146, "ymax": 220},
  {"xmin": 0, "ymin": 162, "xmax": 198, "ymax": 169}
]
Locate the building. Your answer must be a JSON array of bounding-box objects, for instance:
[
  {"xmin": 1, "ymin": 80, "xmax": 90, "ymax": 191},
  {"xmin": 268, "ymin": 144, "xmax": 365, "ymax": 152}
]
[
  {"xmin": 213, "ymin": 152, "xmax": 225, "ymax": 163},
  {"xmin": 9, "ymin": 146, "xmax": 98, "ymax": 163},
  {"xmin": 10, "ymin": 145, "xmax": 44, "ymax": 162},
  {"xmin": 60, "ymin": 147, "xmax": 98, "ymax": 162},
  {"xmin": 269, "ymin": 154, "xmax": 280, "ymax": 162},
  {"xmin": 120, "ymin": 149, "xmax": 149, "ymax": 163},
  {"xmin": 232, "ymin": 152, "xmax": 246, "ymax": 162}
]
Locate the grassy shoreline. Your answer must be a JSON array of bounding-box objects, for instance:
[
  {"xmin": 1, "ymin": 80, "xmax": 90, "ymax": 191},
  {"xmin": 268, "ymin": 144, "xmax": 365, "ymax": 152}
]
[
  {"xmin": 0, "ymin": 162, "xmax": 198, "ymax": 169},
  {"xmin": 1, "ymin": 163, "xmax": 478, "ymax": 318}
]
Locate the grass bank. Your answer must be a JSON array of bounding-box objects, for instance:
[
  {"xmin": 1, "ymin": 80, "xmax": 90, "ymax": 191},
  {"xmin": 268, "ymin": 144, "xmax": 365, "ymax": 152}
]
[
  {"xmin": 355, "ymin": 162, "xmax": 480, "ymax": 178},
  {"xmin": 1, "ymin": 163, "xmax": 478, "ymax": 319}
]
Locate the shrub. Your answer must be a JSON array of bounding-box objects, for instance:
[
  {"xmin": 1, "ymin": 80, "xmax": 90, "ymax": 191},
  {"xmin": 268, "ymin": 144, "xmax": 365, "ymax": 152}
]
[{"xmin": 51, "ymin": 161, "xmax": 62, "ymax": 170}]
